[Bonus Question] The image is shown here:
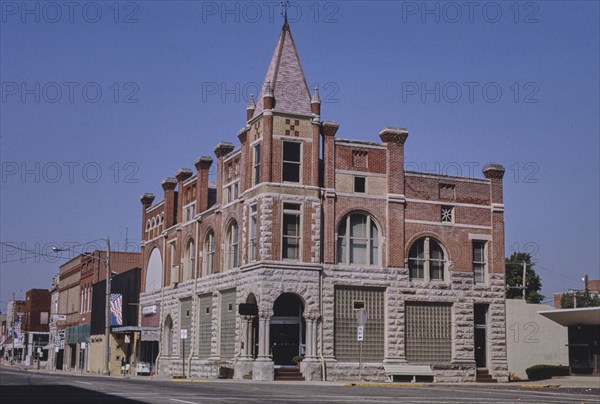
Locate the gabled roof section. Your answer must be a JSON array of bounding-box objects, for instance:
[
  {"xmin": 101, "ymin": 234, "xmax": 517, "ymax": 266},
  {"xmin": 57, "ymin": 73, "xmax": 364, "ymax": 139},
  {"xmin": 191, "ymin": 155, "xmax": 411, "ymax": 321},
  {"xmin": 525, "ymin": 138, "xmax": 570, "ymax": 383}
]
[{"xmin": 254, "ymin": 22, "xmax": 312, "ymax": 117}]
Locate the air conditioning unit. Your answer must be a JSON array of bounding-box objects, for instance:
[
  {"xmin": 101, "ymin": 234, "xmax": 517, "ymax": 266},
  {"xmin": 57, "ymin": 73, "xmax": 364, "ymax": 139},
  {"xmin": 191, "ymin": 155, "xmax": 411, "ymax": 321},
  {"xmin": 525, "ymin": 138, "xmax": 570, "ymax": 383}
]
[{"xmin": 171, "ymin": 265, "xmax": 180, "ymax": 284}]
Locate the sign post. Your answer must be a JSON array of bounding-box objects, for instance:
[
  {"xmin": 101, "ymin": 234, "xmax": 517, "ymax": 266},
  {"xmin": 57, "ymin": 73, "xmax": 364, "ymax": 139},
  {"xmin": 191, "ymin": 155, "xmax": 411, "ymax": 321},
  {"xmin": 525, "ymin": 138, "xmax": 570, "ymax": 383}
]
[
  {"xmin": 356, "ymin": 308, "xmax": 368, "ymax": 382},
  {"xmin": 180, "ymin": 329, "xmax": 188, "ymax": 378}
]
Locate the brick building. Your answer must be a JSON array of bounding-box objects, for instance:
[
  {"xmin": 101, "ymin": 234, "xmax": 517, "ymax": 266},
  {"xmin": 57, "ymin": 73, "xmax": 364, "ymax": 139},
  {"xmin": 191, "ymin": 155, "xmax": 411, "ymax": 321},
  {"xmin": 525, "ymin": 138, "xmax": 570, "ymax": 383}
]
[
  {"xmin": 138, "ymin": 21, "xmax": 508, "ymax": 382},
  {"xmin": 22, "ymin": 288, "xmax": 51, "ymax": 365},
  {"xmin": 55, "ymin": 250, "xmax": 140, "ymax": 371}
]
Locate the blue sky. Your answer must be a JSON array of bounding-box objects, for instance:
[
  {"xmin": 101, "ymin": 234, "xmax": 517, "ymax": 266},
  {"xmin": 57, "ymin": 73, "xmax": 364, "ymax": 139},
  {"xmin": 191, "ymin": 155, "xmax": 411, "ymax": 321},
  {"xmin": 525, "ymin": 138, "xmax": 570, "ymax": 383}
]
[{"xmin": 1, "ymin": 1, "xmax": 598, "ymax": 307}]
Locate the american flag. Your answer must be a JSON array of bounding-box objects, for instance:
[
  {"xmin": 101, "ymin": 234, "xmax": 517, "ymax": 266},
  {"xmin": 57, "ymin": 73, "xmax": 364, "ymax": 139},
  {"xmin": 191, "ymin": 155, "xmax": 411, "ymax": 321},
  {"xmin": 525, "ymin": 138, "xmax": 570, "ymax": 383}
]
[{"xmin": 110, "ymin": 293, "xmax": 123, "ymax": 326}]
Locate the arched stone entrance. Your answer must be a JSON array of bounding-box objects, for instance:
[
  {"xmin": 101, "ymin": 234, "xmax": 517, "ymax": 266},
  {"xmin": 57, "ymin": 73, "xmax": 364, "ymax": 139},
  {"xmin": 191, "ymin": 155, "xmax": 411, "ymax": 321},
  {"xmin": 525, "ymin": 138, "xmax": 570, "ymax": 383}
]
[{"xmin": 271, "ymin": 293, "xmax": 305, "ymax": 366}]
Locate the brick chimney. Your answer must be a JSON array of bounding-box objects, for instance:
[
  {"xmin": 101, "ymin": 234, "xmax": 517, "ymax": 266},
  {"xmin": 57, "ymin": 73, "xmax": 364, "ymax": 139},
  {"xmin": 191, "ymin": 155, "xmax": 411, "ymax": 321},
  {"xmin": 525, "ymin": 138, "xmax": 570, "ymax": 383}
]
[
  {"xmin": 175, "ymin": 168, "xmax": 193, "ymax": 223},
  {"xmin": 140, "ymin": 193, "xmax": 155, "ymax": 239},
  {"xmin": 161, "ymin": 177, "xmax": 178, "ymax": 229},
  {"xmin": 194, "ymin": 156, "xmax": 213, "ymax": 213}
]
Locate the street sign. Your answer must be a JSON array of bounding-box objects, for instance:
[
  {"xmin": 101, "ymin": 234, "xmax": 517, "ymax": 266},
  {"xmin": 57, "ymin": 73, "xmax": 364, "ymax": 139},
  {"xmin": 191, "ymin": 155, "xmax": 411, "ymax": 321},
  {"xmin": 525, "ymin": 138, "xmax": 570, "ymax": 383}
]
[
  {"xmin": 124, "ymin": 335, "xmax": 131, "ymax": 344},
  {"xmin": 180, "ymin": 329, "xmax": 188, "ymax": 340},
  {"xmin": 357, "ymin": 326, "xmax": 364, "ymax": 341},
  {"xmin": 356, "ymin": 308, "xmax": 368, "ymax": 326}
]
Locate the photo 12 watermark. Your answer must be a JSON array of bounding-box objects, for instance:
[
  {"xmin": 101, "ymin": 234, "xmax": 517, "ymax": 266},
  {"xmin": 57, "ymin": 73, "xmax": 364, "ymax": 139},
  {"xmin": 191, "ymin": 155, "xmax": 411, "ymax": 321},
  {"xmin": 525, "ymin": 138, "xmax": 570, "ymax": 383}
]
[
  {"xmin": 2, "ymin": 82, "xmax": 140, "ymax": 104},
  {"xmin": 401, "ymin": 81, "xmax": 540, "ymax": 104},
  {"xmin": 404, "ymin": 161, "xmax": 540, "ymax": 184},
  {"xmin": 201, "ymin": 80, "xmax": 339, "ymax": 104},
  {"xmin": 1, "ymin": 1, "xmax": 140, "ymax": 24},
  {"xmin": 1, "ymin": 161, "xmax": 140, "ymax": 184},
  {"xmin": 200, "ymin": 1, "xmax": 340, "ymax": 24},
  {"xmin": 399, "ymin": 1, "xmax": 540, "ymax": 24},
  {"xmin": 0, "ymin": 240, "xmax": 141, "ymax": 265}
]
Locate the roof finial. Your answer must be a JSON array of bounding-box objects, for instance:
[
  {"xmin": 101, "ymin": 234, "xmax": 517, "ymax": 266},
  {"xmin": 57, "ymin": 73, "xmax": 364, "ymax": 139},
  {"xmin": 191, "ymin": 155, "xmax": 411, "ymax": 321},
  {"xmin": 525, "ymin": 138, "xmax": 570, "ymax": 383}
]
[{"xmin": 281, "ymin": 1, "xmax": 290, "ymax": 29}]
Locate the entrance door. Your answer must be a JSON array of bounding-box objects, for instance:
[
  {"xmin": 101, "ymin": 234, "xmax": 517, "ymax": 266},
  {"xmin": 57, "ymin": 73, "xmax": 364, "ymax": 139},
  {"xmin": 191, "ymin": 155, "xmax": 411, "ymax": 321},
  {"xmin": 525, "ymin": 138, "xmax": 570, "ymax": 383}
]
[
  {"xmin": 271, "ymin": 322, "xmax": 300, "ymax": 366},
  {"xmin": 271, "ymin": 293, "xmax": 305, "ymax": 367},
  {"xmin": 474, "ymin": 304, "xmax": 488, "ymax": 368},
  {"xmin": 474, "ymin": 327, "xmax": 487, "ymax": 367}
]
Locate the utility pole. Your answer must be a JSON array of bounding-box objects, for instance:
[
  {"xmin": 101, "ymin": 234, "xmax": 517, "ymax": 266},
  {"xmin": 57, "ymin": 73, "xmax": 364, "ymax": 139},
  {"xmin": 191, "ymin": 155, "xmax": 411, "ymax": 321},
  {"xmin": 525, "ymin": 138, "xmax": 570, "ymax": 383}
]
[
  {"xmin": 104, "ymin": 237, "xmax": 111, "ymax": 376},
  {"xmin": 522, "ymin": 262, "xmax": 527, "ymax": 300},
  {"xmin": 11, "ymin": 292, "xmax": 15, "ymax": 364}
]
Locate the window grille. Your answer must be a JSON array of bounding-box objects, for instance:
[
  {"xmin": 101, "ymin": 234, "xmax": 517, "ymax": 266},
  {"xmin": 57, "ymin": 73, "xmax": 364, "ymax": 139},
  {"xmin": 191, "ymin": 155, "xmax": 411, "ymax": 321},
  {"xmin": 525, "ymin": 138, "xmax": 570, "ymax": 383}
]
[
  {"xmin": 334, "ymin": 287, "xmax": 384, "ymax": 362},
  {"xmin": 197, "ymin": 294, "xmax": 212, "ymax": 359},
  {"xmin": 405, "ymin": 302, "xmax": 452, "ymax": 363},
  {"xmin": 219, "ymin": 290, "xmax": 236, "ymax": 360}
]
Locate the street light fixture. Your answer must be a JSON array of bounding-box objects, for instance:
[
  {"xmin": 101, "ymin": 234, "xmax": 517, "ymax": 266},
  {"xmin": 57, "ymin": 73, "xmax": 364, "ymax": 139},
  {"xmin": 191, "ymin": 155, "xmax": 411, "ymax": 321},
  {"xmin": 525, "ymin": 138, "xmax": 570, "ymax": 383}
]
[{"xmin": 53, "ymin": 237, "xmax": 111, "ymax": 375}]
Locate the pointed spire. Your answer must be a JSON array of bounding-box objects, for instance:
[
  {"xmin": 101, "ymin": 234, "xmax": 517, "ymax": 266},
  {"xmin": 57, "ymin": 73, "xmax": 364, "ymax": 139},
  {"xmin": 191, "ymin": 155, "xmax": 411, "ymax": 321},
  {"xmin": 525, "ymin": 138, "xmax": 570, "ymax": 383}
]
[
  {"xmin": 253, "ymin": 19, "xmax": 312, "ymax": 117},
  {"xmin": 282, "ymin": 1, "xmax": 289, "ymax": 30},
  {"xmin": 311, "ymin": 87, "xmax": 320, "ymax": 104}
]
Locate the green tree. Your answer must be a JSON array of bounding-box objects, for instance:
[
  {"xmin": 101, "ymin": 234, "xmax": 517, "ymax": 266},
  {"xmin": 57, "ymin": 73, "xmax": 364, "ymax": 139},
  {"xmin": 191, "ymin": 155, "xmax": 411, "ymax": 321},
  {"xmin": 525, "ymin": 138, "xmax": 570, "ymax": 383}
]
[
  {"xmin": 505, "ymin": 252, "xmax": 544, "ymax": 303},
  {"xmin": 560, "ymin": 292, "xmax": 600, "ymax": 308}
]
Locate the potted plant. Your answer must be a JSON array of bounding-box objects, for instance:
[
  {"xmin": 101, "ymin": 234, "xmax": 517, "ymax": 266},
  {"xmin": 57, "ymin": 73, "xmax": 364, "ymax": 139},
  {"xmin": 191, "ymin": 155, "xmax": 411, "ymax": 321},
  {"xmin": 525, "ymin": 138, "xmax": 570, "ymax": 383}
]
[{"xmin": 292, "ymin": 355, "xmax": 304, "ymax": 369}]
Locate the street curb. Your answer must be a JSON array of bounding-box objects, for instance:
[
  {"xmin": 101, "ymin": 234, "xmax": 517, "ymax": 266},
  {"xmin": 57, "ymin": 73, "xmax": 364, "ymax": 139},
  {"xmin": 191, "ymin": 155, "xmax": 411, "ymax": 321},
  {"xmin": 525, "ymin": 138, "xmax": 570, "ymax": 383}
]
[{"xmin": 345, "ymin": 382, "xmax": 425, "ymax": 387}]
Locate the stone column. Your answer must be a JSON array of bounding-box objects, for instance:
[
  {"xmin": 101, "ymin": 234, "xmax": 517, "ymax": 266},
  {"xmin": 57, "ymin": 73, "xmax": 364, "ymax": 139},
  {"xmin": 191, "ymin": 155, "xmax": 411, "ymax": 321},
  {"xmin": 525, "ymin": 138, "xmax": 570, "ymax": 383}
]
[{"xmin": 253, "ymin": 309, "xmax": 274, "ymax": 380}]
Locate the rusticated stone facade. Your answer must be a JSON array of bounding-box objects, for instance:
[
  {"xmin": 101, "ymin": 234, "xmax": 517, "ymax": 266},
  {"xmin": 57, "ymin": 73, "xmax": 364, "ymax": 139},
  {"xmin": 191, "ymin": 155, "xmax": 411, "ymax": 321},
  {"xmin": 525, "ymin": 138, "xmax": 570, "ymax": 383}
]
[{"xmin": 137, "ymin": 21, "xmax": 508, "ymax": 383}]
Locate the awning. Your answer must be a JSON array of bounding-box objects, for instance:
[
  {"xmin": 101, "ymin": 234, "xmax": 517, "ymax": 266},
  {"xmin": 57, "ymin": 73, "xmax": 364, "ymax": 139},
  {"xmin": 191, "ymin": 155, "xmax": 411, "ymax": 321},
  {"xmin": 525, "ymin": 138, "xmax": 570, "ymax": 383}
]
[
  {"xmin": 538, "ymin": 307, "xmax": 600, "ymax": 327},
  {"xmin": 112, "ymin": 326, "xmax": 146, "ymax": 333},
  {"xmin": 66, "ymin": 324, "xmax": 90, "ymax": 344}
]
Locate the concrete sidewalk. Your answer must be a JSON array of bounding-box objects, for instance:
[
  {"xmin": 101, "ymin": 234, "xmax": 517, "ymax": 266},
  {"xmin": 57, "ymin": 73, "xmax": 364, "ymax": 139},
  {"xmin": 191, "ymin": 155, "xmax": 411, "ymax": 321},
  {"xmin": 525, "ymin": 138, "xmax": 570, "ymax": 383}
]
[{"xmin": 4, "ymin": 362, "xmax": 599, "ymax": 389}]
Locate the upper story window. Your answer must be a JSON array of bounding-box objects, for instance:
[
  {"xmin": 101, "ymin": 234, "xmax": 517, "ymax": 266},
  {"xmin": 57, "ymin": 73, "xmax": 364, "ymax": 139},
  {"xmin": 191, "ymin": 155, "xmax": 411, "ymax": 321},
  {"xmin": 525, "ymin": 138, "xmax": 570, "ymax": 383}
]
[
  {"xmin": 337, "ymin": 213, "xmax": 380, "ymax": 266},
  {"xmin": 472, "ymin": 241, "xmax": 487, "ymax": 284},
  {"xmin": 183, "ymin": 238, "xmax": 195, "ymax": 281},
  {"xmin": 225, "ymin": 220, "xmax": 239, "ymax": 269},
  {"xmin": 252, "ymin": 143, "xmax": 261, "ymax": 186},
  {"xmin": 185, "ymin": 204, "xmax": 196, "ymax": 222},
  {"xmin": 408, "ymin": 237, "xmax": 446, "ymax": 282},
  {"xmin": 282, "ymin": 203, "xmax": 301, "ymax": 260},
  {"xmin": 354, "ymin": 176, "xmax": 366, "ymax": 193},
  {"xmin": 249, "ymin": 204, "xmax": 258, "ymax": 261},
  {"xmin": 203, "ymin": 230, "xmax": 215, "ymax": 276},
  {"xmin": 282, "ymin": 141, "xmax": 301, "ymax": 183}
]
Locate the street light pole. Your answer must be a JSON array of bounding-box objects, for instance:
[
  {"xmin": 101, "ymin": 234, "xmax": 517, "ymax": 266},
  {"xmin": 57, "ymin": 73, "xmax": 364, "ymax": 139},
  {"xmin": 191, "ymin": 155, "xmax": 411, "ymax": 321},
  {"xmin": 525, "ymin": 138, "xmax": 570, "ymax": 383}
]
[{"xmin": 104, "ymin": 237, "xmax": 111, "ymax": 376}]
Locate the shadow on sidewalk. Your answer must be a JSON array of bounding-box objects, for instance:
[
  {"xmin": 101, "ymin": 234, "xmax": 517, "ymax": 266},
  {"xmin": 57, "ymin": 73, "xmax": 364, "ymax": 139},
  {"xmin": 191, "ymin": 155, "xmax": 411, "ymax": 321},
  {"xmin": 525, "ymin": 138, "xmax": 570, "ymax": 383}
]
[{"xmin": 0, "ymin": 384, "xmax": 144, "ymax": 403}]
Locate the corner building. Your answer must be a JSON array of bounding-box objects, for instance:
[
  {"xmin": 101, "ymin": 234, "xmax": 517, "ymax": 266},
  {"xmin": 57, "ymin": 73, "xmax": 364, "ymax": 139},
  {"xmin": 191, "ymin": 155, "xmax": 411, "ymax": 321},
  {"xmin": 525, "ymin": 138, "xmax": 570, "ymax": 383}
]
[{"xmin": 139, "ymin": 22, "xmax": 508, "ymax": 382}]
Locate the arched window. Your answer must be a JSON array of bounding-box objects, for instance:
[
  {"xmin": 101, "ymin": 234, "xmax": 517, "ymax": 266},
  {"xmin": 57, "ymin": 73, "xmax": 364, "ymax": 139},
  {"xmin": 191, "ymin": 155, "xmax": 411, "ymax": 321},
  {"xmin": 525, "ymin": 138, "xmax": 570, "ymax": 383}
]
[
  {"xmin": 183, "ymin": 238, "xmax": 195, "ymax": 281},
  {"xmin": 145, "ymin": 248, "xmax": 163, "ymax": 292},
  {"xmin": 162, "ymin": 316, "xmax": 173, "ymax": 356},
  {"xmin": 408, "ymin": 237, "xmax": 446, "ymax": 281},
  {"xmin": 203, "ymin": 230, "xmax": 215, "ymax": 276},
  {"xmin": 337, "ymin": 213, "xmax": 380, "ymax": 265},
  {"xmin": 225, "ymin": 220, "xmax": 239, "ymax": 269}
]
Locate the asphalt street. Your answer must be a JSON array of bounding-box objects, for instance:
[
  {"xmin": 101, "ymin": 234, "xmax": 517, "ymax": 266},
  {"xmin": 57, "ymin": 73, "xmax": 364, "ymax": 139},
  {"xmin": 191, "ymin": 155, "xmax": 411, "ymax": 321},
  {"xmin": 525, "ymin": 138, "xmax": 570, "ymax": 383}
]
[{"xmin": 1, "ymin": 366, "xmax": 599, "ymax": 404}]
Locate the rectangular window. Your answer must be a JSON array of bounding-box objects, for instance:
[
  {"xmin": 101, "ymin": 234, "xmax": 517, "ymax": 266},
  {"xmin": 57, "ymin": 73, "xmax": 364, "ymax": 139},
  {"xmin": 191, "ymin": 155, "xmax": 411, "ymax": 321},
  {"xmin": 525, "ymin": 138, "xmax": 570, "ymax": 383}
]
[
  {"xmin": 473, "ymin": 241, "xmax": 486, "ymax": 283},
  {"xmin": 282, "ymin": 203, "xmax": 301, "ymax": 260},
  {"xmin": 354, "ymin": 176, "xmax": 366, "ymax": 193},
  {"xmin": 282, "ymin": 141, "xmax": 301, "ymax": 183},
  {"xmin": 405, "ymin": 302, "xmax": 452, "ymax": 363},
  {"xmin": 249, "ymin": 204, "xmax": 257, "ymax": 261},
  {"xmin": 334, "ymin": 287, "xmax": 384, "ymax": 362},
  {"xmin": 253, "ymin": 144, "xmax": 261, "ymax": 186},
  {"xmin": 180, "ymin": 298, "xmax": 192, "ymax": 358}
]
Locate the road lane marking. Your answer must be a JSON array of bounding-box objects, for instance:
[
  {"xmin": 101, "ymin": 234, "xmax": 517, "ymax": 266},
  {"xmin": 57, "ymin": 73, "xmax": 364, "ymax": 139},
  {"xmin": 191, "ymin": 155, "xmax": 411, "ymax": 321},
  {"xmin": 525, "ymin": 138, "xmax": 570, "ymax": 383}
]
[
  {"xmin": 170, "ymin": 399, "xmax": 197, "ymax": 404},
  {"xmin": 75, "ymin": 381, "xmax": 92, "ymax": 385}
]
